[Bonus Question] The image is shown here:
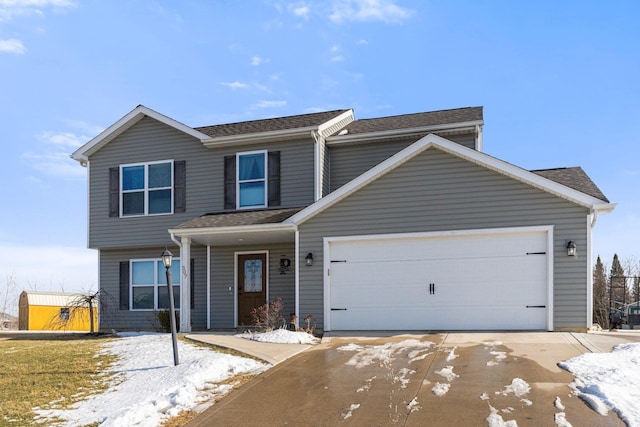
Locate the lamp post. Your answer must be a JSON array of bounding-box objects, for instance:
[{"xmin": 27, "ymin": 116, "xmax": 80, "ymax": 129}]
[{"xmin": 161, "ymin": 248, "xmax": 179, "ymax": 366}]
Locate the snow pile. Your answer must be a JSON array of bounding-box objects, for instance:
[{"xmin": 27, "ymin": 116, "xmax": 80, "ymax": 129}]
[
  {"xmin": 236, "ymin": 328, "xmax": 319, "ymax": 344},
  {"xmin": 34, "ymin": 333, "xmax": 267, "ymax": 427},
  {"xmin": 559, "ymin": 343, "xmax": 640, "ymax": 426}
]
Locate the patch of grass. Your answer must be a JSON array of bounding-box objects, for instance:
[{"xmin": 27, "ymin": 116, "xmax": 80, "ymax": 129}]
[{"xmin": 0, "ymin": 333, "xmax": 116, "ymax": 426}]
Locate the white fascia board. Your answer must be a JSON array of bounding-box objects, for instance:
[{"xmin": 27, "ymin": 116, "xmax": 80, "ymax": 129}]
[
  {"xmin": 324, "ymin": 120, "xmax": 484, "ymax": 145},
  {"xmin": 168, "ymin": 222, "xmax": 297, "ymax": 238},
  {"xmin": 287, "ymin": 133, "xmax": 615, "ymax": 226},
  {"xmin": 71, "ymin": 105, "xmax": 210, "ymax": 164}
]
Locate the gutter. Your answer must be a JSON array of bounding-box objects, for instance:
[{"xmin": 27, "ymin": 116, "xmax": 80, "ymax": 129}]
[{"xmin": 202, "ymin": 126, "xmax": 319, "ymax": 148}]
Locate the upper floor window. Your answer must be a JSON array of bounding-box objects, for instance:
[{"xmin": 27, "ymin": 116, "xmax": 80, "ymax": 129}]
[
  {"xmin": 224, "ymin": 151, "xmax": 280, "ymax": 210},
  {"xmin": 130, "ymin": 258, "xmax": 180, "ymax": 310},
  {"xmin": 121, "ymin": 160, "xmax": 173, "ymax": 216},
  {"xmin": 237, "ymin": 151, "xmax": 267, "ymax": 209}
]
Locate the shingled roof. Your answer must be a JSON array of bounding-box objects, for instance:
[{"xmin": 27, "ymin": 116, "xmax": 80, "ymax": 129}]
[
  {"xmin": 195, "ymin": 110, "xmax": 350, "ymax": 138},
  {"xmin": 332, "ymin": 106, "xmax": 483, "ymax": 136},
  {"xmin": 531, "ymin": 167, "xmax": 609, "ymax": 202},
  {"xmin": 175, "ymin": 207, "xmax": 304, "ymax": 229}
]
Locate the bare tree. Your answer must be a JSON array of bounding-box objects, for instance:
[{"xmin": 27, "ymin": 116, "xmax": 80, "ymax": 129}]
[
  {"xmin": 45, "ymin": 289, "xmax": 115, "ymax": 334},
  {"xmin": 1, "ymin": 273, "xmax": 19, "ymax": 330}
]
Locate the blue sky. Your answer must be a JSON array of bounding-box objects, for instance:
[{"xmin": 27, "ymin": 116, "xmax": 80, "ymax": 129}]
[{"xmin": 1, "ymin": 0, "xmax": 639, "ymax": 301}]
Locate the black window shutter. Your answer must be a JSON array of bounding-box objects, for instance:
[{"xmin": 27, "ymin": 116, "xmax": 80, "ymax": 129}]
[
  {"xmin": 190, "ymin": 258, "xmax": 195, "ymax": 310},
  {"xmin": 174, "ymin": 160, "xmax": 186, "ymax": 213},
  {"xmin": 224, "ymin": 155, "xmax": 236, "ymax": 209},
  {"xmin": 119, "ymin": 261, "xmax": 130, "ymax": 310},
  {"xmin": 268, "ymin": 151, "xmax": 281, "ymax": 206},
  {"xmin": 109, "ymin": 167, "xmax": 120, "ymax": 217}
]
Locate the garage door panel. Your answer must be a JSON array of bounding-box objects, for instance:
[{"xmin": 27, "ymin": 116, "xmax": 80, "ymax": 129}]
[{"xmin": 327, "ymin": 230, "xmax": 549, "ymax": 331}]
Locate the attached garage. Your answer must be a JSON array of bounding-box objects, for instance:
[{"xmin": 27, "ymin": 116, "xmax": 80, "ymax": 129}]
[{"xmin": 324, "ymin": 227, "xmax": 553, "ymax": 331}]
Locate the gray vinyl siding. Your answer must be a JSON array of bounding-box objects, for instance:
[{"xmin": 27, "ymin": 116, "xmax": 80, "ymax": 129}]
[
  {"xmin": 98, "ymin": 245, "xmax": 208, "ymax": 331},
  {"xmin": 88, "ymin": 117, "xmax": 316, "ymax": 249},
  {"xmin": 299, "ymin": 148, "xmax": 591, "ymax": 331},
  {"xmin": 327, "ymin": 133, "xmax": 475, "ymax": 192},
  {"xmin": 209, "ymin": 243, "xmax": 296, "ymax": 329}
]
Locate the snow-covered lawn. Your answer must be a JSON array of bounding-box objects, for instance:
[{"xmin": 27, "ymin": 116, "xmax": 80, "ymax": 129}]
[
  {"xmin": 559, "ymin": 342, "xmax": 640, "ymax": 427},
  {"xmin": 34, "ymin": 330, "xmax": 313, "ymax": 427},
  {"xmin": 31, "ymin": 332, "xmax": 640, "ymax": 427}
]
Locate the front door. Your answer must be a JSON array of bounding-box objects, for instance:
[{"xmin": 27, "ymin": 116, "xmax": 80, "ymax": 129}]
[{"xmin": 237, "ymin": 253, "xmax": 267, "ymax": 326}]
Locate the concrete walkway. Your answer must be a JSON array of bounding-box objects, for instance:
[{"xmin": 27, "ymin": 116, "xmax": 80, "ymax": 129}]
[
  {"xmin": 185, "ymin": 332, "xmax": 314, "ymax": 365},
  {"xmin": 186, "ymin": 331, "xmax": 640, "ymax": 427}
]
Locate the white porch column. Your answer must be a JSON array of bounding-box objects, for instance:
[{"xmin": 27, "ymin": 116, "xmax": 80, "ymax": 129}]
[{"xmin": 180, "ymin": 237, "xmax": 191, "ymax": 332}]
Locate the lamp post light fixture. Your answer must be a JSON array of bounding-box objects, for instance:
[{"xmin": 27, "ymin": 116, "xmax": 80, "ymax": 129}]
[
  {"xmin": 161, "ymin": 248, "xmax": 180, "ymax": 366},
  {"xmin": 566, "ymin": 241, "xmax": 577, "ymax": 257}
]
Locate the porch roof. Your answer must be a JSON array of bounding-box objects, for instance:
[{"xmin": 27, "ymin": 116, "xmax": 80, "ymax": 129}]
[{"xmin": 169, "ymin": 207, "xmax": 303, "ymax": 246}]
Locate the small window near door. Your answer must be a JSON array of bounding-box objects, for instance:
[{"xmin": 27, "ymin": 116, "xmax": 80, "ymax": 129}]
[{"xmin": 243, "ymin": 259, "xmax": 263, "ymax": 292}]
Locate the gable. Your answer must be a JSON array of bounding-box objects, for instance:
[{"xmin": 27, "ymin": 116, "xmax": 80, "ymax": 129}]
[{"xmin": 287, "ymin": 134, "xmax": 614, "ymax": 226}]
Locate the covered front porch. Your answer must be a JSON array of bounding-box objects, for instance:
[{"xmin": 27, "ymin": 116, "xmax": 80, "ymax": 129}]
[{"xmin": 168, "ymin": 208, "xmax": 306, "ymax": 332}]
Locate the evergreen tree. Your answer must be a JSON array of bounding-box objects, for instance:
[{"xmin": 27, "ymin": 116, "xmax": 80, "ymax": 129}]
[
  {"xmin": 593, "ymin": 256, "xmax": 609, "ymax": 328},
  {"xmin": 609, "ymin": 254, "xmax": 626, "ymax": 310}
]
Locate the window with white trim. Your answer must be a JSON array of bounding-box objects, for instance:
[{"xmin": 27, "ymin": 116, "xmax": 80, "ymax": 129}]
[
  {"xmin": 237, "ymin": 151, "xmax": 267, "ymax": 209},
  {"xmin": 121, "ymin": 160, "xmax": 173, "ymax": 216},
  {"xmin": 130, "ymin": 258, "xmax": 180, "ymax": 310}
]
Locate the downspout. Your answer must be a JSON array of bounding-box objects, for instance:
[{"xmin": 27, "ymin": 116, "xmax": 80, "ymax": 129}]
[
  {"xmin": 311, "ymin": 130, "xmax": 322, "ymax": 202},
  {"xmin": 294, "ymin": 230, "xmax": 300, "ymax": 329},
  {"xmin": 475, "ymin": 124, "xmax": 483, "ymax": 152},
  {"xmin": 207, "ymin": 245, "xmax": 211, "ymax": 329}
]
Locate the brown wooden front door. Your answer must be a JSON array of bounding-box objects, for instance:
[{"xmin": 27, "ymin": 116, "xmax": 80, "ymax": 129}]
[{"xmin": 237, "ymin": 253, "xmax": 267, "ymax": 326}]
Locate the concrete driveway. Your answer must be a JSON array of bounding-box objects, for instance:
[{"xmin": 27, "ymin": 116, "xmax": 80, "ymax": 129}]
[{"xmin": 187, "ymin": 332, "xmax": 637, "ymax": 426}]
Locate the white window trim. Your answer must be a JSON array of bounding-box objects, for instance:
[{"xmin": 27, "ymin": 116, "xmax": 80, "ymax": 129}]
[
  {"xmin": 236, "ymin": 150, "xmax": 268, "ymax": 210},
  {"xmin": 130, "ymin": 258, "xmax": 181, "ymax": 311},
  {"xmin": 120, "ymin": 159, "xmax": 174, "ymax": 217}
]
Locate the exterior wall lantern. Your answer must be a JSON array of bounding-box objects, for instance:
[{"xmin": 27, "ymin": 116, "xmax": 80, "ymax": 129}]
[
  {"xmin": 566, "ymin": 241, "xmax": 577, "ymax": 257},
  {"xmin": 161, "ymin": 248, "xmax": 180, "ymax": 366},
  {"xmin": 305, "ymin": 252, "xmax": 313, "ymax": 266}
]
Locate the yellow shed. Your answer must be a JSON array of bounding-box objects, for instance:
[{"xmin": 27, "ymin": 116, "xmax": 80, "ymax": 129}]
[{"xmin": 18, "ymin": 291, "xmax": 99, "ymax": 332}]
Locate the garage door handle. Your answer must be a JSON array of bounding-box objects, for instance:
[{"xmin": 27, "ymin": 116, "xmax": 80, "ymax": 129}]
[
  {"xmin": 331, "ymin": 308, "xmax": 347, "ymax": 311},
  {"xmin": 526, "ymin": 305, "xmax": 546, "ymax": 308}
]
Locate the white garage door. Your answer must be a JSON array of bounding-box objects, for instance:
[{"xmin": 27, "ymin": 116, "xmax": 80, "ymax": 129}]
[{"xmin": 326, "ymin": 228, "xmax": 550, "ymax": 331}]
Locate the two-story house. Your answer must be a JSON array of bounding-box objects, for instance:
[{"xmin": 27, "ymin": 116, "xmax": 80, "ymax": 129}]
[{"xmin": 72, "ymin": 105, "xmax": 614, "ymax": 333}]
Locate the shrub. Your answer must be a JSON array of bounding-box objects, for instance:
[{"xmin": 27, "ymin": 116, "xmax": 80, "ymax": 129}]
[
  {"xmin": 250, "ymin": 297, "xmax": 285, "ymax": 331},
  {"xmin": 154, "ymin": 310, "xmax": 180, "ymax": 333}
]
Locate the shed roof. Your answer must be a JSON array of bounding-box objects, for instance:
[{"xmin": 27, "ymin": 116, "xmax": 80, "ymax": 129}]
[{"xmin": 20, "ymin": 291, "xmax": 92, "ymax": 307}]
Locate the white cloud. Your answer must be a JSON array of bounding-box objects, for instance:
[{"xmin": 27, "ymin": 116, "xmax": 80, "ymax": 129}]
[
  {"xmin": 329, "ymin": 0, "xmax": 414, "ymax": 24},
  {"xmin": 0, "ymin": 38, "xmax": 25, "ymax": 54},
  {"xmin": 330, "ymin": 55, "xmax": 344, "ymax": 62},
  {"xmin": 253, "ymin": 100, "xmax": 287, "ymax": 109},
  {"xmin": 251, "ymin": 55, "xmax": 269, "ymax": 66},
  {"xmin": 357, "ymin": 39, "xmax": 368, "ymax": 45},
  {"xmin": 221, "ymin": 81, "xmax": 249, "ymax": 89},
  {"xmin": 331, "ymin": 44, "xmax": 340, "ymax": 52},
  {"xmin": 289, "ymin": 2, "xmax": 310, "ymax": 20},
  {"xmin": 0, "ymin": 0, "xmax": 76, "ymax": 22},
  {"xmin": 23, "ymin": 130, "xmax": 91, "ymax": 178}
]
